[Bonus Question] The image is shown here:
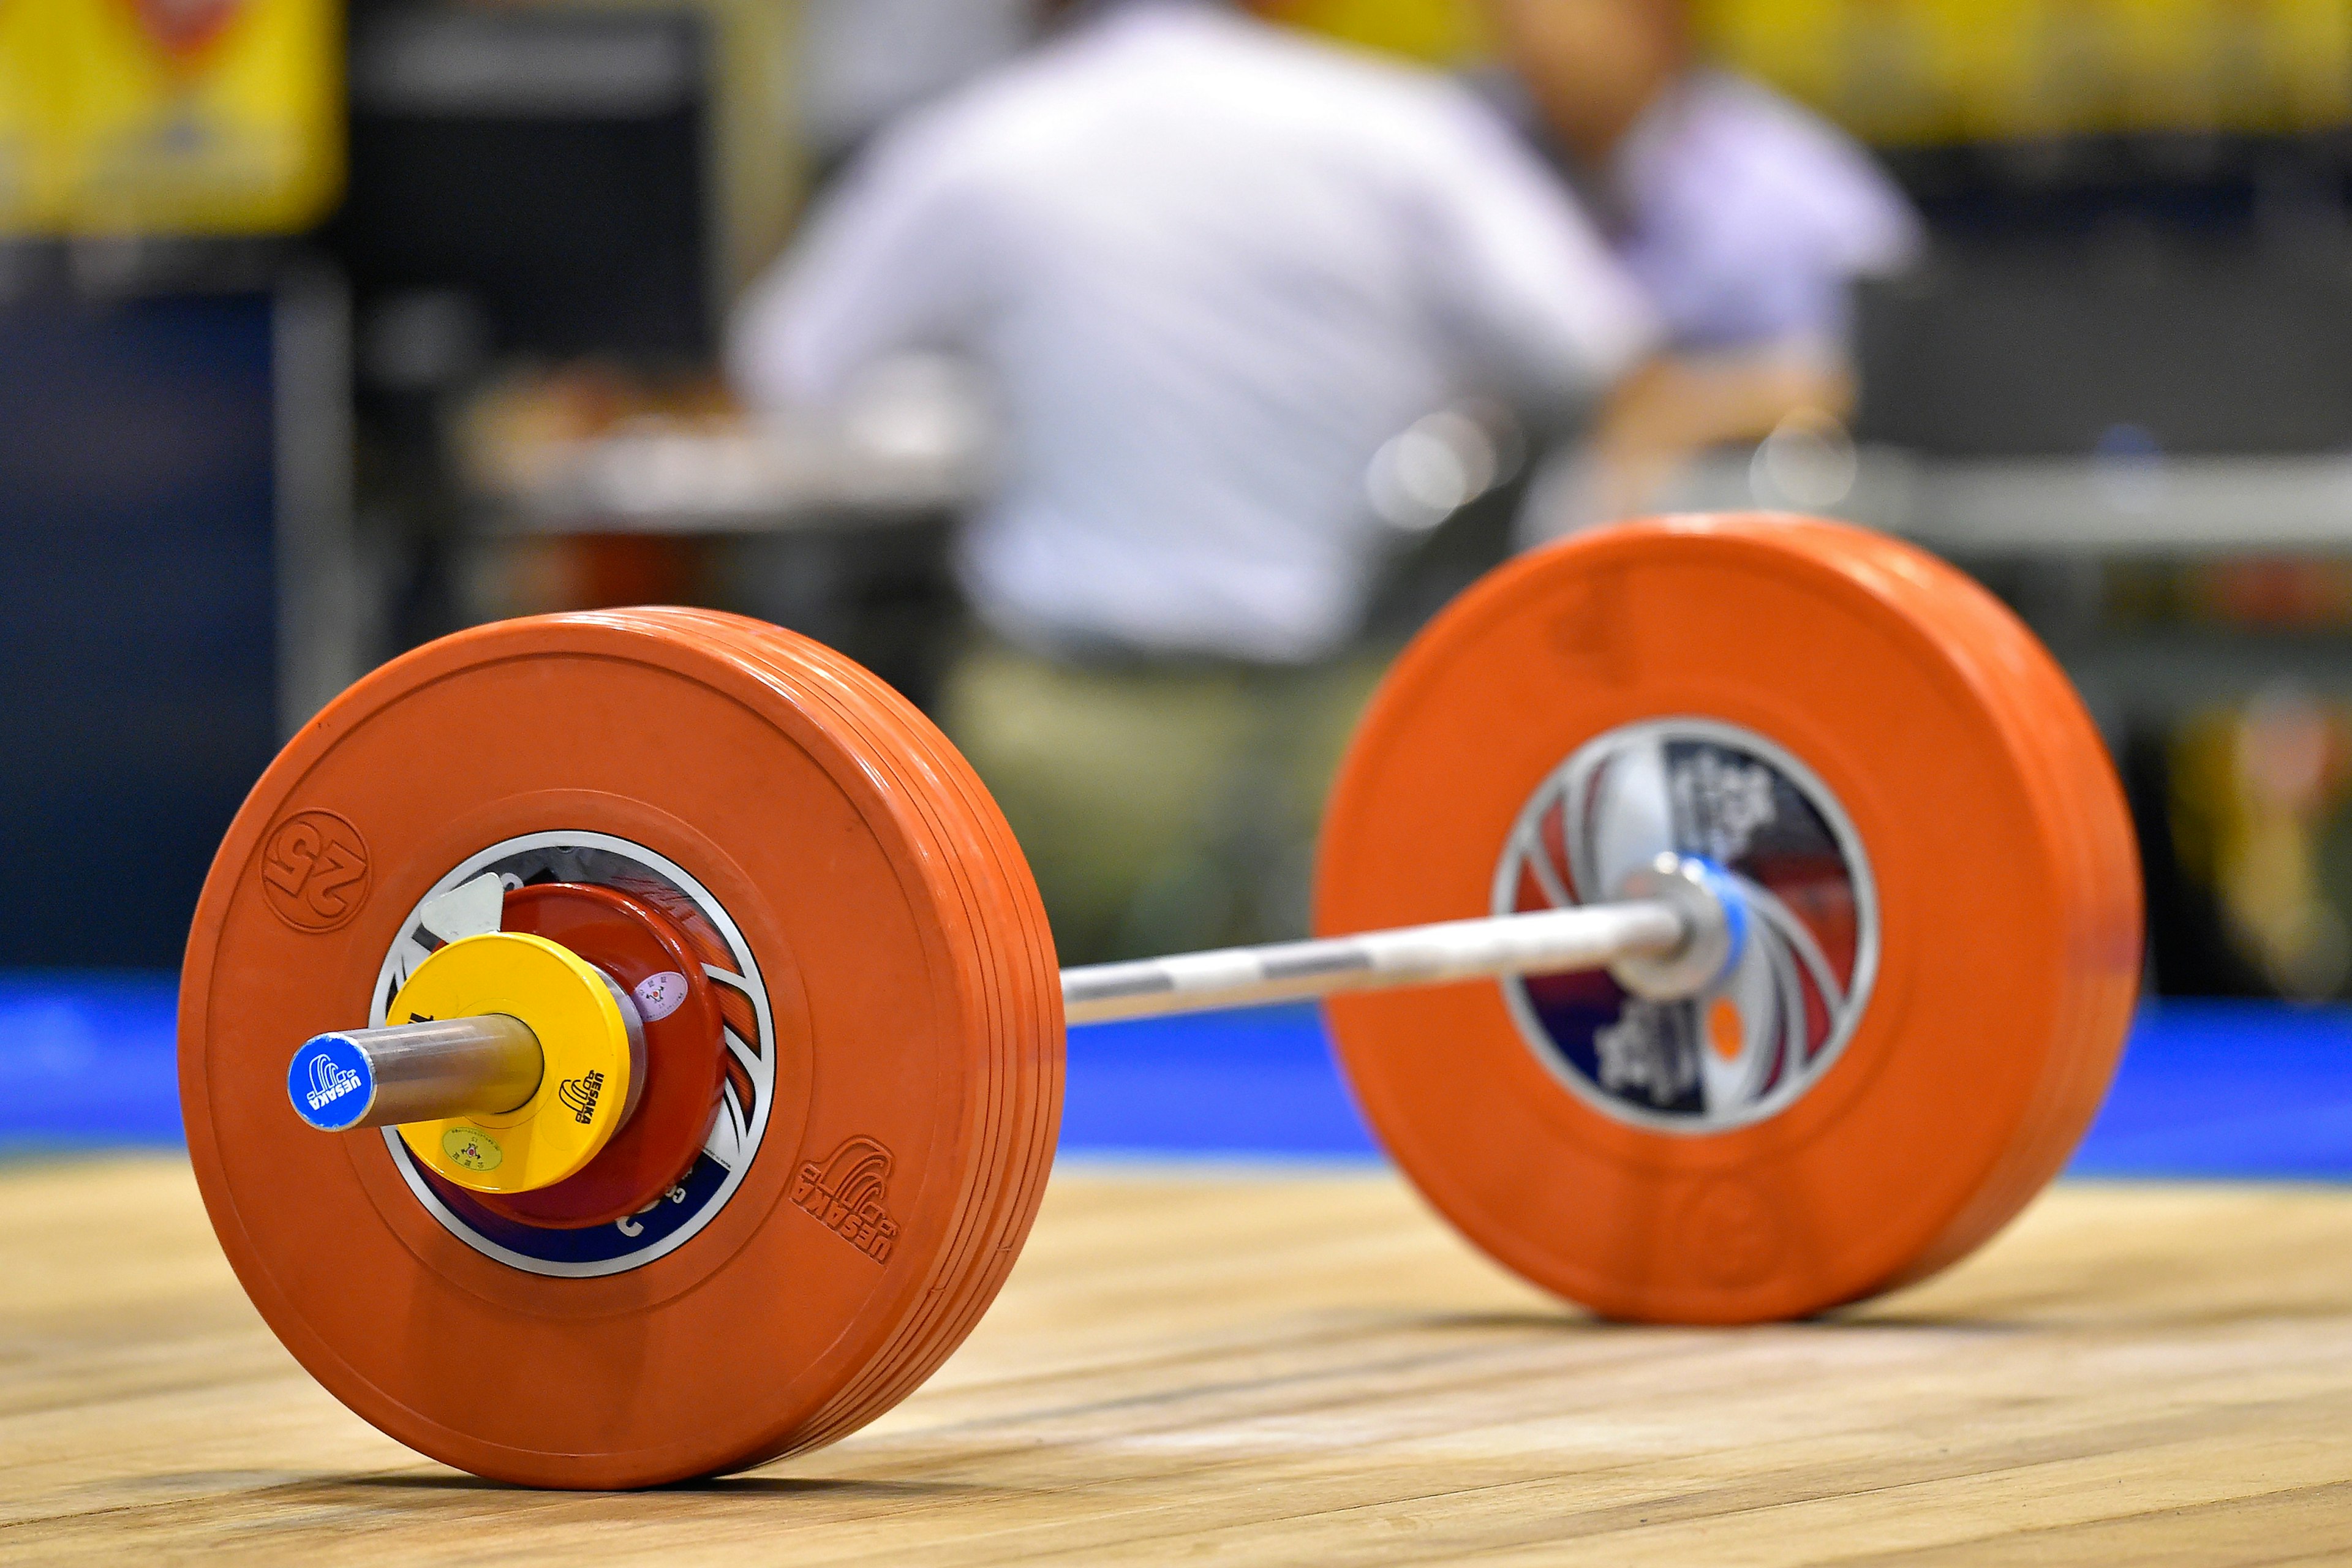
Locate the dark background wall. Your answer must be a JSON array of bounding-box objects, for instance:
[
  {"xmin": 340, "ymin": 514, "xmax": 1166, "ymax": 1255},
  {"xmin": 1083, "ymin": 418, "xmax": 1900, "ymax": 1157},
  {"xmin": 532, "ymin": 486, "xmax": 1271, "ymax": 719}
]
[{"xmin": 0, "ymin": 295, "xmax": 281, "ymax": 967}]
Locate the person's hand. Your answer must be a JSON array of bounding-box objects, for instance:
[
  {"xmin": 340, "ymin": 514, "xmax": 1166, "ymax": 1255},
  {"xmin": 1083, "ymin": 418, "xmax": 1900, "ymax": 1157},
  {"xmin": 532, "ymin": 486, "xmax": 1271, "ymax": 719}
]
[{"xmin": 1523, "ymin": 345, "xmax": 1855, "ymax": 541}]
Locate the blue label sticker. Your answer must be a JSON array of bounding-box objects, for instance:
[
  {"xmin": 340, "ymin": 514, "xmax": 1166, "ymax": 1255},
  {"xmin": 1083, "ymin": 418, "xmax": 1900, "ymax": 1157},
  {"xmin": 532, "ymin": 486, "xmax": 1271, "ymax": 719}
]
[
  {"xmin": 288, "ymin": 1035, "xmax": 374, "ymax": 1131},
  {"xmin": 417, "ymin": 1152, "xmax": 731, "ymax": 1264}
]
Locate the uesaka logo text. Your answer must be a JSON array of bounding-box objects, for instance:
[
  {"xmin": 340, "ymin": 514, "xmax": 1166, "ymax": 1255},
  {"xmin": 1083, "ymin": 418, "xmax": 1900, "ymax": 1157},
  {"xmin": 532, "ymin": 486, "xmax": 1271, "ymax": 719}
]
[{"xmin": 559, "ymin": 1071, "xmax": 605, "ymax": 1124}]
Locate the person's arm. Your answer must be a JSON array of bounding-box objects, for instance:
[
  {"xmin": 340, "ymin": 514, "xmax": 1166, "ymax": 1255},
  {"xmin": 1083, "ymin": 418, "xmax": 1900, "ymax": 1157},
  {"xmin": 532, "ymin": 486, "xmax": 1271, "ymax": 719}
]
[
  {"xmin": 1552, "ymin": 344, "xmax": 1855, "ymax": 530},
  {"xmin": 728, "ymin": 114, "xmax": 995, "ymax": 413},
  {"xmin": 1415, "ymin": 107, "xmax": 1845, "ymax": 537}
]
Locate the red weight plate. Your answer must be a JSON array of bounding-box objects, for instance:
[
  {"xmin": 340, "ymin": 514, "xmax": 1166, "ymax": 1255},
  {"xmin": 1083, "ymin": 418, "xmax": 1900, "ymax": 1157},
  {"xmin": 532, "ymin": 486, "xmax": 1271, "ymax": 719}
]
[
  {"xmin": 179, "ymin": 608, "xmax": 1062, "ymax": 1487},
  {"xmin": 1315, "ymin": 514, "xmax": 2141, "ymax": 1325},
  {"xmin": 467, "ymin": 881, "xmax": 727, "ymax": 1230}
]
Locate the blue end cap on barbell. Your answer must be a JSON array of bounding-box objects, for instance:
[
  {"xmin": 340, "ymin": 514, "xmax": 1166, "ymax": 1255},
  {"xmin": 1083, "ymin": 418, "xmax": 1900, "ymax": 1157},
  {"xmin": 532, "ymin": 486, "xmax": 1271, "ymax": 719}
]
[
  {"xmin": 288, "ymin": 1033, "xmax": 377, "ymax": 1131},
  {"xmin": 1681, "ymin": 854, "xmax": 1750, "ymax": 992}
]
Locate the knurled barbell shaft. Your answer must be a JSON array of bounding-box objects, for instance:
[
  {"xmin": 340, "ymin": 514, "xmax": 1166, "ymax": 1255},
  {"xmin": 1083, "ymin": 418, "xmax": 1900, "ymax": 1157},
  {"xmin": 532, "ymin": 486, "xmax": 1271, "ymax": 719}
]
[{"xmin": 1060, "ymin": 897, "xmax": 1689, "ymax": 1025}]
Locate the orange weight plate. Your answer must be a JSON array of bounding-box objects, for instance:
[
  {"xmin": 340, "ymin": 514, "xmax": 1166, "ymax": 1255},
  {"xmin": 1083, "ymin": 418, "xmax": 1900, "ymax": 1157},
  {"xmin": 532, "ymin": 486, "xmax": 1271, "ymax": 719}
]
[
  {"xmin": 725, "ymin": 616, "xmax": 1063, "ymax": 1447},
  {"xmin": 655, "ymin": 610, "xmax": 1062, "ymax": 1449},
  {"xmin": 1803, "ymin": 527, "xmax": 2143, "ymax": 1292},
  {"xmin": 1315, "ymin": 514, "xmax": 2141, "ymax": 1324},
  {"xmin": 179, "ymin": 608, "xmax": 1062, "ymax": 1487}
]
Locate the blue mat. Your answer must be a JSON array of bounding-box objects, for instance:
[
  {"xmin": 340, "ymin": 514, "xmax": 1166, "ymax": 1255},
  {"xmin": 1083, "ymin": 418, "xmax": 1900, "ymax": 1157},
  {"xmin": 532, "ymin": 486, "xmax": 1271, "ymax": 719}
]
[
  {"xmin": 0, "ymin": 971, "xmax": 182, "ymax": 1153},
  {"xmin": 1068, "ymin": 1000, "xmax": 2352, "ymax": 1177},
  {"xmin": 6, "ymin": 972, "xmax": 2348, "ymax": 1178}
]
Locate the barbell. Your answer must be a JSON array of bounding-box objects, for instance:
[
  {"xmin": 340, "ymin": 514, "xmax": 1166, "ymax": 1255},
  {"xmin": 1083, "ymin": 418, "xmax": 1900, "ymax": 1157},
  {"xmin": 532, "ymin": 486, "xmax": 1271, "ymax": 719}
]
[{"xmin": 179, "ymin": 515, "xmax": 2142, "ymax": 1487}]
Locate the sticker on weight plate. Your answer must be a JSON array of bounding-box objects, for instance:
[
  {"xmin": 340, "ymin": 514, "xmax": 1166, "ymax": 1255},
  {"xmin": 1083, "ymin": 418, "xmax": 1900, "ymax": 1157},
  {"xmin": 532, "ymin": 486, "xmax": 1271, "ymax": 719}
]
[
  {"xmin": 1493, "ymin": 718, "xmax": 1879, "ymax": 1134},
  {"xmin": 369, "ymin": 832, "xmax": 778, "ymax": 1278},
  {"xmin": 631, "ymin": 970, "xmax": 690, "ymax": 1023},
  {"xmin": 442, "ymin": 1126, "xmax": 503, "ymax": 1172}
]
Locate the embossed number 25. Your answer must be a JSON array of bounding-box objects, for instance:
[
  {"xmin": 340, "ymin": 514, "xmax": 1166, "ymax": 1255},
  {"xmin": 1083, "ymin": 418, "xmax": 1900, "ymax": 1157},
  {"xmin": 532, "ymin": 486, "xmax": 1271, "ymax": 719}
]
[{"xmin": 264, "ymin": 822, "xmax": 365, "ymax": 919}]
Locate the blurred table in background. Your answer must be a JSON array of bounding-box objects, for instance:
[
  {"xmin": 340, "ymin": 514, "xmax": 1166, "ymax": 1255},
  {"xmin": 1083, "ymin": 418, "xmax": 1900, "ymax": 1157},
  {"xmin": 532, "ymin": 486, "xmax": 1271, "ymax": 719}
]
[{"xmin": 452, "ymin": 355, "xmax": 995, "ymax": 538}]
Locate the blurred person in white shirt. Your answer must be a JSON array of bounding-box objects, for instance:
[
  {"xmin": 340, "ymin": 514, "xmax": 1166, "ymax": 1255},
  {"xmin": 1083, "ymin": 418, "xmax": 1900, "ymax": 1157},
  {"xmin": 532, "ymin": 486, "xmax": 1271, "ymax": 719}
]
[
  {"xmin": 738, "ymin": 0, "xmax": 1658, "ymax": 668},
  {"xmin": 730, "ymin": 0, "xmax": 1838, "ymax": 959},
  {"xmin": 1474, "ymin": 0, "xmax": 1924, "ymax": 539}
]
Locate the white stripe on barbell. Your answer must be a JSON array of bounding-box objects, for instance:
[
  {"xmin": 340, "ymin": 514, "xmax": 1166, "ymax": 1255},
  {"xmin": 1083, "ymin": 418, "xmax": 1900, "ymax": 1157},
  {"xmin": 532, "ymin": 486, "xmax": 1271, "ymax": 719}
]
[{"xmin": 1059, "ymin": 899, "xmax": 1689, "ymax": 1025}]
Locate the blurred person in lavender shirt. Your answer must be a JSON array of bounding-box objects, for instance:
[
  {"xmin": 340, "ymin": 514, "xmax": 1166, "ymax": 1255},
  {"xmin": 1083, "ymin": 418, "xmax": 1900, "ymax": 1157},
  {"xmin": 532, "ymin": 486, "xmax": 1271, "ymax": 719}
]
[{"xmin": 1476, "ymin": 0, "xmax": 1923, "ymax": 540}]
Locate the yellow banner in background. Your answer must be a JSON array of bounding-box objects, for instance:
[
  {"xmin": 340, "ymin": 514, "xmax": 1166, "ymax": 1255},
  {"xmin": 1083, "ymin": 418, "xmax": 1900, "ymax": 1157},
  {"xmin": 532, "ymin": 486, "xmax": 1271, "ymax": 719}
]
[
  {"xmin": 1262, "ymin": 0, "xmax": 1490, "ymax": 63},
  {"xmin": 0, "ymin": 0, "xmax": 341, "ymax": 234},
  {"xmin": 0, "ymin": 5, "xmax": 37, "ymax": 225},
  {"xmin": 1275, "ymin": 0, "xmax": 2352, "ymax": 141},
  {"xmin": 1702, "ymin": 0, "xmax": 2352, "ymax": 142}
]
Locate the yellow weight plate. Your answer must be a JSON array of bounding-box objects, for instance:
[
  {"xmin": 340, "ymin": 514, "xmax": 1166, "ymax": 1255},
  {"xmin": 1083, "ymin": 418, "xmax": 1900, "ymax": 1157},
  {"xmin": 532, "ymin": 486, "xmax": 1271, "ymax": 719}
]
[{"xmin": 388, "ymin": 932, "xmax": 635, "ymax": 1196}]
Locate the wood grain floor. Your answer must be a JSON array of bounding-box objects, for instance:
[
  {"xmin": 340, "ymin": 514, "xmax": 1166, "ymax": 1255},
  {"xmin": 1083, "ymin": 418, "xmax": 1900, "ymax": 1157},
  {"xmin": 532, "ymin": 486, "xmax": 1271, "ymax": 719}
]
[{"xmin": 4, "ymin": 1156, "xmax": 2352, "ymax": 1564}]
